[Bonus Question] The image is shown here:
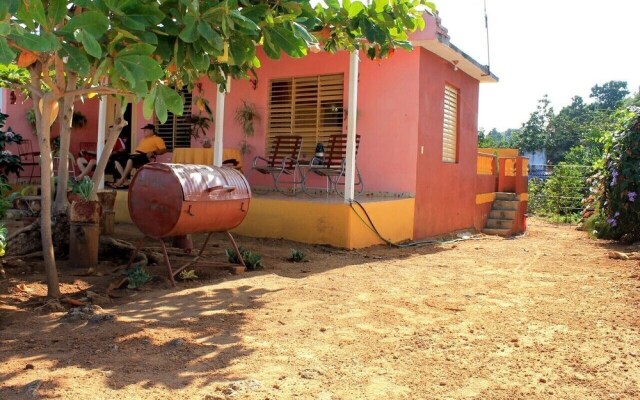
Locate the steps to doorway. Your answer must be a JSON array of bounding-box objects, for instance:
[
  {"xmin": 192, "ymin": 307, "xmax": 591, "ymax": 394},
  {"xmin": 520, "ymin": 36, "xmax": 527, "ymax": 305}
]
[{"xmin": 483, "ymin": 192, "xmax": 519, "ymax": 236}]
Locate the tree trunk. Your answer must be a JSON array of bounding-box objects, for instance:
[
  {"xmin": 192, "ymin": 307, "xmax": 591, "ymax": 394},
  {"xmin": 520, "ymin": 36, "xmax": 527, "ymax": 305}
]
[
  {"xmin": 53, "ymin": 89, "xmax": 76, "ymax": 214},
  {"xmin": 36, "ymin": 93, "xmax": 61, "ymax": 298},
  {"xmin": 91, "ymin": 104, "xmax": 127, "ymax": 199},
  {"xmin": 5, "ymin": 213, "xmax": 70, "ymax": 257}
]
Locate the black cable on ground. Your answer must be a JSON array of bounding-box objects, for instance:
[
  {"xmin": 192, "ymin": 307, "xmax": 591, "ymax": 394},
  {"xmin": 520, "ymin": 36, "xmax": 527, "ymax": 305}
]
[{"xmin": 349, "ymin": 200, "xmax": 487, "ymax": 248}]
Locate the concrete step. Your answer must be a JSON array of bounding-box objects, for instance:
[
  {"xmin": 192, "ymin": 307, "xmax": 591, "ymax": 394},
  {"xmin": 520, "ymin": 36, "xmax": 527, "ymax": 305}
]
[
  {"xmin": 489, "ymin": 209, "xmax": 517, "ymax": 220},
  {"xmin": 486, "ymin": 218, "xmax": 514, "ymax": 229},
  {"xmin": 482, "ymin": 227, "xmax": 512, "ymax": 236},
  {"xmin": 495, "ymin": 192, "xmax": 518, "ymax": 201},
  {"xmin": 493, "ymin": 200, "xmax": 519, "ymax": 211}
]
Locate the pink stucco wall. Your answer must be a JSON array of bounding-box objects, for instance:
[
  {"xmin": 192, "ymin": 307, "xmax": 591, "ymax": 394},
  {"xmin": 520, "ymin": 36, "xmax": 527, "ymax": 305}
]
[
  {"xmin": 414, "ymin": 49, "xmax": 480, "ymax": 238},
  {"xmin": 200, "ymin": 48, "xmax": 420, "ymax": 193}
]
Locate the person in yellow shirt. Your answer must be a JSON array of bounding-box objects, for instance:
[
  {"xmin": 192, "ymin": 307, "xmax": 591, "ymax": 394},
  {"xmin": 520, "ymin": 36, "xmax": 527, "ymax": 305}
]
[{"xmin": 110, "ymin": 124, "xmax": 166, "ymax": 188}]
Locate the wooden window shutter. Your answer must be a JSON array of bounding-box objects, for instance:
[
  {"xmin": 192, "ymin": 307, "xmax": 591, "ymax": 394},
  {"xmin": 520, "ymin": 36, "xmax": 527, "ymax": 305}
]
[
  {"xmin": 268, "ymin": 74, "xmax": 344, "ymax": 156},
  {"xmin": 442, "ymin": 85, "xmax": 458, "ymax": 163},
  {"xmin": 157, "ymin": 88, "xmax": 192, "ymax": 151}
]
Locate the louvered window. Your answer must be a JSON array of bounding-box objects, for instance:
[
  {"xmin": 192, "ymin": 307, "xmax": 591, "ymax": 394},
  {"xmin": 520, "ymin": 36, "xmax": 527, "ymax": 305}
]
[
  {"xmin": 156, "ymin": 88, "xmax": 192, "ymax": 151},
  {"xmin": 268, "ymin": 74, "xmax": 344, "ymax": 156},
  {"xmin": 442, "ymin": 85, "xmax": 459, "ymax": 163}
]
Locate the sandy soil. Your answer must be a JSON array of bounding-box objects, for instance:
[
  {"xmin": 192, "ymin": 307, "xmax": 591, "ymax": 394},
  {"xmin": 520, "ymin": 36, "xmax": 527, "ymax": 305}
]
[{"xmin": 0, "ymin": 217, "xmax": 639, "ymax": 400}]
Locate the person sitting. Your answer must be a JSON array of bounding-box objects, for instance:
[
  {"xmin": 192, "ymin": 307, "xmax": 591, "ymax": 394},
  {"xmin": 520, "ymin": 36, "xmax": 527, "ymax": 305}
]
[
  {"xmin": 110, "ymin": 124, "xmax": 166, "ymax": 188},
  {"xmin": 76, "ymin": 136, "xmax": 127, "ymax": 181}
]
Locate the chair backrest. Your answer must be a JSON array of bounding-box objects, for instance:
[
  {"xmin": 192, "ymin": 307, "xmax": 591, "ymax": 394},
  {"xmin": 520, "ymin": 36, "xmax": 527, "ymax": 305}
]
[
  {"xmin": 17, "ymin": 139, "xmax": 38, "ymax": 162},
  {"xmin": 322, "ymin": 134, "xmax": 361, "ymax": 168},
  {"xmin": 267, "ymin": 135, "xmax": 302, "ymax": 170},
  {"xmin": 79, "ymin": 142, "xmax": 97, "ymax": 153}
]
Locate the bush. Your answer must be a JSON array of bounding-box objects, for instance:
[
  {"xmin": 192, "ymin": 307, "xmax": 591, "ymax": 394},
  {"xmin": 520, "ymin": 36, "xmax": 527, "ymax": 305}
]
[
  {"xmin": 527, "ymin": 164, "xmax": 590, "ymax": 220},
  {"xmin": 0, "ymin": 224, "xmax": 7, "ymax": 257},
  {"xmin": 123, "ymin": 265, "xmax": 151, "ymax": 289},
  {"xmin": 289, "ymin": 249, "xmax": 306, "ymax": 262},
  {"xmin": 0, "ymin": 112, "xmax": 24, "ymax": 179},
  {"xmin": 597, "ymin": 107, "xmax": 640, "ymax": 242},
  {"xmin": 226, "ymin": 247, "xmax": 263, "ymax": 270}
]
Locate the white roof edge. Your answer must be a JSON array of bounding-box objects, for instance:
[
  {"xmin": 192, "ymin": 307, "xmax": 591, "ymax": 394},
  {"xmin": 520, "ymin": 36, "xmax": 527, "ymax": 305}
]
[{"xmin": 412, "ymin": 35, "xmax": 499, "ymax": 84}]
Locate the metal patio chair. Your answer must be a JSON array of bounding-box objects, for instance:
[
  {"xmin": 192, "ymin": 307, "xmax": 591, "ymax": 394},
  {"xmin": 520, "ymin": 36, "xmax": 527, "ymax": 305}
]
[
  {"xmin": 17, "ymin": 139, "xmax": 40, "ymax": 183},
  {"xmin": 306, "ymin": 134, "xmax": 363, "ymax": 195},
  {"xmin": 251, "ymin": 135, "xmax": 303, "ymax": 195}
]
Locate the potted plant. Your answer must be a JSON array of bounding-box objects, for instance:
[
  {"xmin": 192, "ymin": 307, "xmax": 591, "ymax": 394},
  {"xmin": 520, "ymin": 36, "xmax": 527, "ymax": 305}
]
[
  {"xmin": 234, "ymin": 101, "xmax": 259, "ymax": 154},
  {"xmin": 69, "ymin": 177, "xmax": 102, "ymax": 268},
  {"xmin": 189, "ymin": 114, "xmax": 213, "ymax": 147}
]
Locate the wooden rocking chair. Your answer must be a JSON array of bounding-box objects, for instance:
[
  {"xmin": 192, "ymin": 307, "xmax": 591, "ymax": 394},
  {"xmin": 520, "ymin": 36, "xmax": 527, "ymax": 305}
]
[
  {"xmin": 251, "ymin": 135, "xmax": 303, "ymax": 195},
  {"xmin": 307, "ymin": 134, "xmax": 363, "ymax": 195}
]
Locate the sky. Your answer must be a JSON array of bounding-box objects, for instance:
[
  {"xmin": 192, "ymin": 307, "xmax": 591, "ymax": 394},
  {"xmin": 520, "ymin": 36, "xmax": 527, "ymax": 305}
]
[{"xmin": 433, "ymin": 0, "xmax": 640, "ymax": 131}]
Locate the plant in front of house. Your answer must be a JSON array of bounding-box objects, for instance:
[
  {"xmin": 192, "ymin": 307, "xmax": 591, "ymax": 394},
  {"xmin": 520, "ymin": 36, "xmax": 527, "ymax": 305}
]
[
  {"xmin": 289, "ymin": 249, "xmax": 307, "ymax": 262},
  {"xmin": 124, "ymin": 265, "xmax": 152, "ymax": 289},
  {"xmin": 70, "ymin": 177, "xmax": 94, "ymax": 201},
  {"xmin": 226, "ymin": 247, "xmax": 264, "ymax": 271},
  {"xmin": 189, "ymin": 114, "xmax": 213, "ymax": 147},
  {"xmin": 235, "ymin": 101, "xmax": 259, "ymax": 155},
  {"xmin": 596, "ymin": 107, "xmax": 640, "ymax": 243},
  {"xmin": 0, "ymin": 112, "xmax": 24, "ymax": 179}
]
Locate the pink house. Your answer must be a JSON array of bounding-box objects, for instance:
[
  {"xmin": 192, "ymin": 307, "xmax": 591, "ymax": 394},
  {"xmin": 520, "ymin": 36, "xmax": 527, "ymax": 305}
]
[{"xmin": 1, "ymin": 14, "xmax": 528, "ymax": 248}]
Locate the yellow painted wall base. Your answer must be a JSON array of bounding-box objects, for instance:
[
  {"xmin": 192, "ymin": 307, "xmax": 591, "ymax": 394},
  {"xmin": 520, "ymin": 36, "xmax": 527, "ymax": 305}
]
[
  {"xmin": 115, "ymin": 191, "xmax": 132, "ymax": 224},
  {"xmin": 475, "ymin": 192, "xmax": 496, "ymax": 205},
  {"xmin": 115, "ymin": 191, "xmax": 414, "ymax": 249},
  {"xmin": 233, "ymin": 197, "xmax": 415, "ymax": 249}
]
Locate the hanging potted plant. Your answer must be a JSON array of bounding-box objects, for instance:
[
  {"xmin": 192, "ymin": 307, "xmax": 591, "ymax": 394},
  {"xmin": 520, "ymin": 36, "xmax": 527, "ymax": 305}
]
[
  {"xmin": 69, "ymin": 177, "xmax": 102, "ymax": 268},
  {"xmin": 189, "ymin": 114, "xmax": 213, "ymax": 148},
  {"xmin": 234, "ymin": 101, "xmax": 259, "ymax": 154}
]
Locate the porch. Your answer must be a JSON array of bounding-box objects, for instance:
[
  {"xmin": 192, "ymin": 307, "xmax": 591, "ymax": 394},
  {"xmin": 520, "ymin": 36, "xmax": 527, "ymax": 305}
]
[{"xmin": 116, "ymin": 190, "xmax": 415, "ymax": 249}]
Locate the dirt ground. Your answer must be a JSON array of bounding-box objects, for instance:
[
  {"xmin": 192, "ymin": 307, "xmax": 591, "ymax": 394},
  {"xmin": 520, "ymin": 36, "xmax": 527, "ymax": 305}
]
[{"xmin": 0, "ymin": 217, "xmax": 639, "ymax": 400}]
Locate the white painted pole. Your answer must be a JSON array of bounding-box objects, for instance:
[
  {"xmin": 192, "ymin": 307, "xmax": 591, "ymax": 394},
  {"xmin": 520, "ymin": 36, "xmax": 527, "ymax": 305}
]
[
  {"xmin": 344, "ymin": 50, "xmax": 360, "ymax": 202},
  {"xmin": 97, "ymin": 96, "xmax": 107, "ymax": 189},
  {"xmin": 213, "ymin": 82, "xmax": 227, "ymax": 167},
  {"xmin": 0, "ymin": 88, "xmax": 4, "ymax": 113}
]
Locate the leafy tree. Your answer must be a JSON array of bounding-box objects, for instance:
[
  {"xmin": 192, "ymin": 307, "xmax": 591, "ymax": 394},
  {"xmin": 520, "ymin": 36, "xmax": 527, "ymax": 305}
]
[
  {"xmin": 514, "ymin": 95, "xmax": 554, "ymax": 154},
  {"xmin": 478, "ymin": 127, "xmax": 518, "ymax": 148},
  {"xmin": 590, "ymin": 80, "xmax": 630, "ymax": 111},
  {"xmin": 0, "ymin": 0, "xmax": 433, "ymax": 297}
]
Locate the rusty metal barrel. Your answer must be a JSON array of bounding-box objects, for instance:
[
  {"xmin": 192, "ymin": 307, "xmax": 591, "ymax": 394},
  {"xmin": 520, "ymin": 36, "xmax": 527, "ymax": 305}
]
[{"xmin": 128, "ymin": 163, "xmax": 251, "ymax": 238}]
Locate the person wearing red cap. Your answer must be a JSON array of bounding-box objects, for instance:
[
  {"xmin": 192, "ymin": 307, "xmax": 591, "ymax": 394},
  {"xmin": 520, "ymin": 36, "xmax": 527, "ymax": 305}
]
[{"xmin": 110, "ymin": 124, "xmax": 166, "ymax": 188}]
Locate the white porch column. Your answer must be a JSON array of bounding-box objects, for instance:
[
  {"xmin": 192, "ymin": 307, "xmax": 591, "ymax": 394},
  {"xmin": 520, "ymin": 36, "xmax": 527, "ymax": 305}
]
[
  {"xmin": 213, "ymin": 80, "xmax": 229, "ymax": 167},
  {"xmin": 0, "ymin": 89, "xmax": 4, "ymax": 112},
  {"xmin": 344, "ymin": 49, "xmax": 360, "ymax": 202},
  {"xmin": 96, "ymin": 95, "xmax": 107, "ymax": 189}
]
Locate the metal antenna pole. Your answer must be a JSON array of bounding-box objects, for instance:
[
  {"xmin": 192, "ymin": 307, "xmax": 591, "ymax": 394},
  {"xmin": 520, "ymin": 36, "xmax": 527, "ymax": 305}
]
[{"xmin": 484, "ymin": 0, "xmax": 492, "ymax": 75}]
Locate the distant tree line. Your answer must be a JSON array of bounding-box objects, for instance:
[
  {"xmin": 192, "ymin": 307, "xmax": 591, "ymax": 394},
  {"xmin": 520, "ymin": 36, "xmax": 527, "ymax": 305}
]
[{"xmin": 478, "ymin": 80, "xmax": 639, "ymax": 165}]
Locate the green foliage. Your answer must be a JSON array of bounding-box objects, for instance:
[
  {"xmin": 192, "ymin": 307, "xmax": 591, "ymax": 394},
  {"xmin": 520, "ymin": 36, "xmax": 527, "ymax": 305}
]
[
  {"xmin": 178, "ymin": 269, "xmax": 198, "ymax": 281},
  {"xmin": 0, "ymin": 179, "xmax": 12, "ymax": 219},
  {"xmin": 527, "ymin": 163, "xmax": 591, "ymax": 221},
  {"xmin": 289, "ymin": 248, "xmax": 306, "ymax": 262},
  {"xmin": 226, "ymin": 247, "xmax": 264, "ymax": 271},
  {"xmin": 124, "ymin": 265, "xmax": 151, "ymax": 289},
  {"xmin": 478, "ymin": 127, "xmax": 518, "ymax": 148},
  {"xmin": 0, "ymin": 112, "xmax": 24, "ymax": 179},
  {"xmin": 0, "ymin": 224, "xmax": 6, "ymax": 257},
  {"xmin": 596, "ymin": 107, "xmax": 640, "ymax": 242},
  {"xmin": 235, "ymin": 101, "xmax": 258, "ymax": 137},
  {"xmin": 583, "ymin": 213, "xmax": 615, "ymax": 240},
  {"xmin": 514, "ymin": 95, "xmax": 554, "ymax": 154},
  {"xmin": 510, "ymin": 81, "xmax": 632, "ymax": 165},
  {"xmin": 70, "ymin": 176, "xmax": 94, "ymax": 201},
  {"xmin": 590, "ymin": 81, "xmax": 630, "ymax": 111},
  {"xmin": 188, "ymin": 114, "xmax": 212, "ymax": 140}
]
